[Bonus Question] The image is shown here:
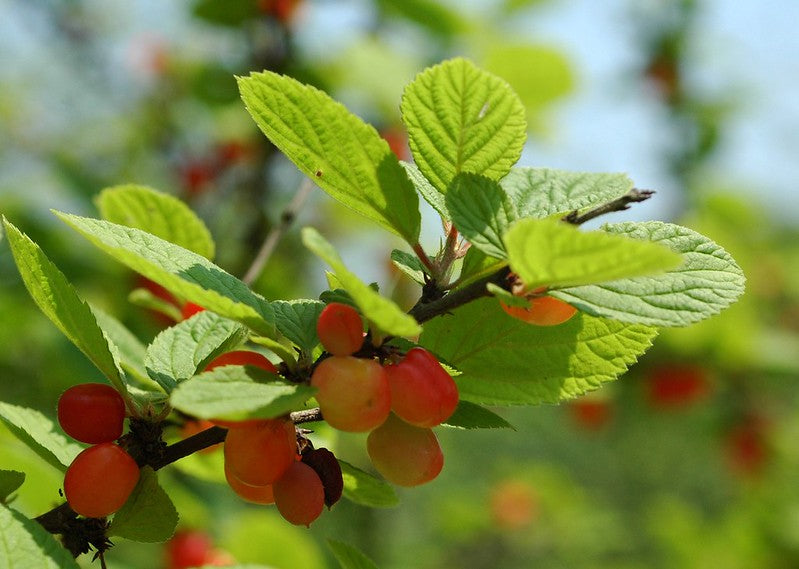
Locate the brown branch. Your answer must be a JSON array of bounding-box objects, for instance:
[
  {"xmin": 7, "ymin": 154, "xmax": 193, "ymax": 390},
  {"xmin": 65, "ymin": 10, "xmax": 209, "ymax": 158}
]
[{"xmin": 562, "ymin": 188, "xmax": 655, "ymax": 225}]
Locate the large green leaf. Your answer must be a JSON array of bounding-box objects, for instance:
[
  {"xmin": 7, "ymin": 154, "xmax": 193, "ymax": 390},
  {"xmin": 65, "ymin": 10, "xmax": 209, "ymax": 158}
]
[
  {"xmin": 54, "ymin": 212, "xmax": 276, "ymax": 337},
  {"xmin": 420, "ymin": 298, "xmax": 657, "ymax": 405},
  {"xmin": 271, "ymin": 299, "xmax": 325, "ymax": 353},
  {"xmin": 238, "ymin": 72, "xmax": 420, "ymax": 244},
  {"xmin": 2, "ymin": 218, "xmax": 128, "ymax": 395},
  {"xmin": 170, "ymin": 367, "xmax": 316, "ymax": 423},
  {"xmin": 503, "ymin": 217, "xmax": 682, "ymax": 290},
  {"xmin": 96, "ymin": 184, "xmax": 215, "ymax": 260},
  {"xmin": 108, "ymin": 467, "xmax": 178, "ymax": 543},
  {"xmin": 0, "ymin": 470, "xmax": 25, "ymax": 503},
  {"xmin": 92, "ymin": 307, "xmax": 153, "ymax": 389},
  {"xmin": 302, "ymin": 228, "xmax": 421, "ymax": 338},
  {"xmin": 400, "ymin": 161, "xmax": 448, "ymax": 219},
  {"xmin": 552, "ymin": 222, "xmax": 747, "ymax": 327},
  {"xmin": 339, "ymin": 460, "xmax": 398, "ymax": 508},
  {"xmin": 0, "ymin": 403, "xmax": 84, "ymax": 473},
  {"xmin": 0, "ymin": 505, "xmax": 80, "ymax": 569},
  {"xmin": 446, "ymin": 173, "xmax": 517, "ymax": 259},
  {"xmin": 501, "ymin": 168, "xmax": 634, "ymax": 218},
  {"xmin": 145, "ymin": 311, "xmax": 249, "ymax": 392},
  {"xmin": 328, "ymin": 539, "xmax": 380, "ymax": 569},
  {"xmin": 442, "ymin": 401, "xmax": 515, "ymax": 430},
  {"xmin": 401, "ymin": 58, "xmax": 526, "ymax": 193}
]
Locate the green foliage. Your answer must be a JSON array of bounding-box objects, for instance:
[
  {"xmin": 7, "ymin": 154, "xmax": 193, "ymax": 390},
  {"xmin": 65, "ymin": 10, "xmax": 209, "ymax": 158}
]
[
  {"xmin": 0, "ymin": 403, "xmax": 84, "ymax": 473},
  {"xmin": 390, "ymin": 249, "xmax": 427, "ymax": 285},
  {"xmin": 339, "ymin": 460, "xmax": 399, "ymax": 508},
  {"xmin": 446, "ymin": 173, "xmax": 517, "ymax": 259},
  {"xmin": 169, "ymin": 367, "xmax": 315, "ymax": 423},
  {"xmin": 54, "ymin": 212, "xmax": 277, "ymax": 338},
  {"xmin": 271, "ymin": 299, "xmax": 325, "ymax": 354},
  {"xmin": 421, "ymin": 299, "xmax": 657, "ymax": 405},
  {"xmin": 501, "ymin": 168, "xmax": 635, "ymax": 218},
  {"xmin": 238, "ymin": 71, "xmax": 421, "ymax": 244},
  {"xmin": 328, "ymin": 539, "xmax": 380, "ymax": 569},
  {"xmin": 0, "ymin": 505, "xmax": 80, "ymax": 569},
  {"xmin": 553, "ymin": 221, "xmax": 747, "ymax": 326},
  {"xmin": 108, "ymin": 467, "xmax": 178, "ymax": 542},
  {"xmin": 442, "ymin": 401, "xmax": 515, "ymax": 430},
  {"xmin": 96, "ymin": 184, "xmax": 216, "ymax": 260},
  {"xmin": 145, "ymin": 311, "xmax": 249, "ymax": 392},
  {"xmin": 504, "ymin": 217, "xmax": 683, "ymax": 290},
  {"xmin": 91, "ymin": 308, "xmax": 152, "ymax": 388},
  {"xmin": 2, "ymin": 219, "xmax": 128, "ymax": 395},
  {"xmin": 302, "ymin": 227, "xmax": 421, "ymax": 337},
  {"xmin": 401, "ymin": 58, "xmax": 527, "ymax": 192},
  {"xmin": 0, "ymin": 470, "xmax": 25, "ymax": 503}
]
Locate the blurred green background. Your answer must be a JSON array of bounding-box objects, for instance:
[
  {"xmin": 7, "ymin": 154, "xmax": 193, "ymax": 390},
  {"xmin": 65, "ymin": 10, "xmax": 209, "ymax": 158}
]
[{"xmin": 2, "ymin": 1, "xmax": 798, "ymax": 568}]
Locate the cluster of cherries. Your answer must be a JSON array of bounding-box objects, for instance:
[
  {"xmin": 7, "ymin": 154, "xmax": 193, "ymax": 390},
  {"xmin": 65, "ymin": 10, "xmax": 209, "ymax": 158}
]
[
  {"xmin": 311, "ymin": 302, "xmax": 459, "ymax": 487},
  {"xmin": 58, "ymin": 383, "xmax": 139, "ymax": 518}
]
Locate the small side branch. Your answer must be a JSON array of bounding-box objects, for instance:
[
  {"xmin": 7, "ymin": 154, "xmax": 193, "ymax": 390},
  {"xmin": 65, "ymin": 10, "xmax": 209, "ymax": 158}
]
[{"xmin": 563, "ymin": 188, "xmax": 654, "ymax": 226}]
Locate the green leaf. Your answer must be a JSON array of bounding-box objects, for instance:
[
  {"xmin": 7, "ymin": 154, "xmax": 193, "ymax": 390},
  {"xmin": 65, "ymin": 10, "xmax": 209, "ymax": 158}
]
[
  {"xmin": 54, "ymin": 212, "xmax": 276, "ymax": 338},
  {"xmin": 170, "ymin": 368, "xmax": 316, "ymax": 423},
  {"xmin": 95, "ymin": 184, "xmax": 215, "ymax": 259},
  {"xmin": 441, "ymin": 401, "xmax": 515, "ymax": 430},
  {"xmin": 0, "ymin": 403, "xmax": 84, "ymax": 473},
  {"xmin": 328, "ymin": 539, "xmax": 380, "ymax": 569},
  {"xmin": 0, "ymin": 504, "xmax": 80, "ymax": 569},
  {"xmin": 420, "ymin": 298, "xmax": 657, "ymax": 405},
  {"xmin": 338, "ymin": 460, "xmax": 399, "ymax": 508},
  {"xmin": 503, "ymin": 218, "xmax": 683, "ymax": 290},
  {"xmin": 0, "ymin": 470, "xmax": 25, "ymax": 502},
  {"xmin": 108, "ymin": 467, "xmax": 178, "ymax": 542},
  {"xmin": 455, "ymin": 247, "xmax": 507, "ymax": 288},
  {"xmin": 302, "ymin": 228, "xmax": 421, "ymax": 338},
  {"xmin": 145, "ymin": 311, "xmax": 249, "ymax": 392},
  {"xmin": 446, "ymin": 173, "xmax": 517, "ymax": 259},
  {"xmin": 272, "ymin": 299, "xmax": 325, "ymax": 353},
  {"xmin": 92, "ymin": 307, "xmax": 155, "ymax": 389},
  {"xmin": 128, "ymin": 287, "xmax": 183, "ymax": 322},
  {"xmin": 552, "ymin": 221, "xmax": 747, "ymax": 327},
  {"xmin": 401, "ymin": 58, "xmax": 527, "ymax": 193},
  {"xmin": 373, "ymin": 0, "xmax": 470, "ymax": 38},
  {"xmin": 501, "ymin": 168, "xmax": 635, "ymax": 219},
  {"xmin": 2, "ymin": 218, "xmax": 128, "ymax": 394},
  {"xmin": 390, "ymin": 249, "xmax": 427, "ymax": 285},
  {"xmin": 400, "ymin": 161, "xmax": 448, "ymax": 219},
  {"xmin": 238, "ymin": 71, "xmax": 420, "ymax": 244}
]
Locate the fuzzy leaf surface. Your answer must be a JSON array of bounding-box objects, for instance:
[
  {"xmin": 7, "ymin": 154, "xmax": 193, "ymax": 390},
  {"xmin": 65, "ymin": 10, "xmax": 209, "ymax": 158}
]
[
  {"xmin": 108, "ymin": 467, "xmax": 178, "ymax": 542},
  {"xmin": 0, "ymin": 505, "xmax": 80, "ymax": 569},
  {"xmin": 401, "ymin": 58, "xmax": 526, "ymax": 193},
  {"xmin": 239, "ymin": 71, "xmax": 420, "ymax": 243},
  {"xmin": 328, "ymin": 540, "xmax": 380, "ymax": 569},
  {"xmin": 302, "ymin": 228, "xmax": 421, "ymax": 337},
  {"xmin": 339, "ymin": 460, "xmax": 399, "ymax": 508},
  {"xmin": 55, "ymin": 213, "xmax": 276, "ymax": 337},
  {"xmin": 272, "ymin": 299, "xmax": 325, "ymax": 353},
  {"xmin": 95, "ymin": 184, "xmax": 215, "ymax": 259},
  {"xmin": 503, "ymin": 218, "xmax": 682, "ymax": 290},
  {"xmin": 447, "ymin": 173, "xmax": 516, "ymax": 258},
  {"xmin": 390, "ymin": 249, "xmax": 427, "ymax": 285},
  {"xmin": 552, "ymin": 221, "xmax": 747, "ymax": 326},
  {"xmin": 400, "ymin": 161, "xmax": 448, "ymax": 219},
  {"xmin": 501, "ymin": 168, "xmax": 634, "ymax": 218},
  {"xmin": 145, "ymin": 311, "xmax": 248, "ymax": 391},
  {"xmin": 170, "ymin": 368, "xmax": 316, "ymax": 423},
  {"xmin": 420, "ymin": 298, "xmax": 657, "ymax": 405},
  {"xmin": 0, "ymin": 403, "xmax": 84, "ymax": 473},
  {"xmin": 2, "ymin": 219, "xmax": 127, "ymax": 394},
  {"xmin": 442, "ymin": 401, "xmax": 515, "ymax": 430}
]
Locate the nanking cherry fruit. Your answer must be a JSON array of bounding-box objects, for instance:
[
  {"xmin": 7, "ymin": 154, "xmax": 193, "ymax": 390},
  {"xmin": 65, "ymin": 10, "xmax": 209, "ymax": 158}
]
[
  {"xmin": 500, "ymin": 295, "xmax": 577, "ymax": 326},
  {"xmin": 223, "ymin": 418, "xmax": 297, "ymax": 486},
  {"xmin": 57, "ymin": 383, "xmax": 126, "ymax": 444},
  {"xmin": 367, "ymin": 413, "xmax": 444, "ymax": 487},
  {"xmin": 273, "ymin": 461, "xmax": 325, "ymax": 527},
  {"xmin": 310, "ymin": 356, "xmax": 391, "ymax": 432},
  {"xmin": 316, "ymin": 302, "xmax": 364, "ymax": 356},
  {"xmin": 63, "ymin": 442, "xmax": 140, "ymax": 518},
  {"xmin": 384, "ymin": 347, "xmax": 458, "ymax": 427},
  {"xmin": 224, "ymin": 464, "xmax": 275, "ymax": 505}
]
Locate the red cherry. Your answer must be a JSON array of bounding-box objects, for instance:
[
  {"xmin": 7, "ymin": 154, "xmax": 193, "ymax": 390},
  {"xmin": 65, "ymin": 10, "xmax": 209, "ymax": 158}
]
[
  {"xmin": 63, "ymin": 443, "xmax": 140, "ymax": 518},
  {"xmin": 57, "ymin": 383, "xmax": 126, "ymax": 444},
  {"xmin": 500, "ymin": 295, "xmax": 577, "ymax": 326},
  {"xmin": 181, "ymin": 302, "xmax": 205, "ymax": 320},
  {"xmin": 316, "ymin": 302, "xmax": 364, "ymax": 356},
  {"xmin": 646, "ymin": 364, "xmax": 710, "ymax": 409},
  {"xmin": 273, "ymin": 461, "xmax": 325, "ymax": 527},
  {"xmin": 223, "ymin": 418, "xmax": 297, "ymax": 486},
  {"xmin": 569, "ymin": 399, "xmax": 613, "ymax": 431},
  {"xmin": 165, "ymin": 530, "xmax": 214, "ymax": 569}
]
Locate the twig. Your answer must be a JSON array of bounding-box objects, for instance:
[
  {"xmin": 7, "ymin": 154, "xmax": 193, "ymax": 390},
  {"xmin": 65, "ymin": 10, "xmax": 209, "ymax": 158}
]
[
  {"xmin": 242, "ymin": 177, "xmax": 315, "ymax": 285},
  {"xmin": 562, "ymin": 188, "xmax": 654, "ymax": 225}
]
